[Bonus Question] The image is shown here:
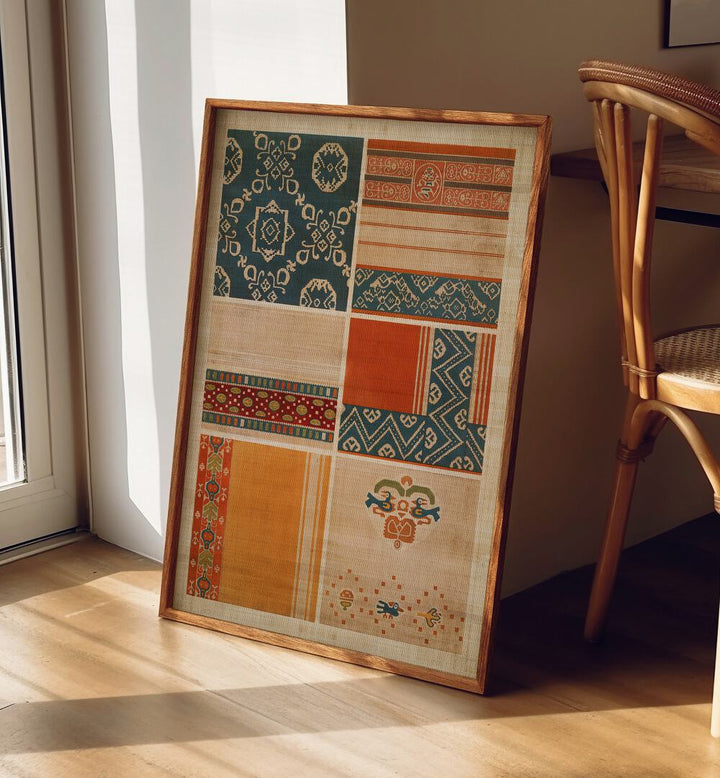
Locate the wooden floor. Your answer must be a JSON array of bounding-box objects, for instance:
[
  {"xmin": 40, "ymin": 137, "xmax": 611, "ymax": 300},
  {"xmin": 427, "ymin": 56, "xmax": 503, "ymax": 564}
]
[{"xmin": 0, "ymin": 519, "xmax": 719, "ymax": 777}]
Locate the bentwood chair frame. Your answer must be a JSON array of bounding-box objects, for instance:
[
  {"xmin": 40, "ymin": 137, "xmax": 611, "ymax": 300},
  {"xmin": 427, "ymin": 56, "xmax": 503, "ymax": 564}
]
[{"xmin": 578, "ymin": 60, "xmax": 720, "ymax": 735}]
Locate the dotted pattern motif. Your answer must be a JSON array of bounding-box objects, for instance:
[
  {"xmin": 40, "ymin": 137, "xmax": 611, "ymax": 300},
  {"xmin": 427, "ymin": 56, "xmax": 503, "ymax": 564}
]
[
  {"xmin": 322, "ymin": 567, "xmax": 465, "ymax": 652},
  {"xmin": 203, "ymin": 370, "xmax": 338, "ymax": 442}
]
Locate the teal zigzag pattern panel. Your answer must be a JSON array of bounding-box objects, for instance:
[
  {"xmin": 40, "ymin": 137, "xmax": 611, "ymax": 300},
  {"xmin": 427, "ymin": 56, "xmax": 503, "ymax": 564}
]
[
  {"xmin": 465, "ymin": 424, "xmax": 486, "ymax": 472},
  {"xmin": 424, "ymin": 329, "xmax": 476, "ymax": 468},
  {"xmin": 339, "ymin": 405, "xmax": 485, "ymax": 472},
  {"xmin": 352, "ymin": 266, "xmax": 501, "ymax": 326},
  {"xmin": 339, "ymin": 325, "xmax": 488, "ymax": 473},
  {"xmin": 338, "ymin": 407, "xmax": 426, "ymax": 463},
  {"xmin": 214, "ymin": 130, "xmax": 364, "ymax": 311}
]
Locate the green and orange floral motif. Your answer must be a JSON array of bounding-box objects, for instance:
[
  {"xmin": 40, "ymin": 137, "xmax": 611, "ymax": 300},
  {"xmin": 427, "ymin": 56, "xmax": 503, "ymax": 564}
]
[
  {"xmin": 365, "ymin": 475, "xmax": 440, "ymax": 549},
  {"xmin": 187, "ymin": 435, "xmax": 233, "ymax": 599}
]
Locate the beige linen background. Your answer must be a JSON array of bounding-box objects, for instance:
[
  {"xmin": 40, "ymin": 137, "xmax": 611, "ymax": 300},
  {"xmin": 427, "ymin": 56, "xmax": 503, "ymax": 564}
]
[{"xmin": 172, "ymin": 106, "xmax": 538, "ymax": 679}]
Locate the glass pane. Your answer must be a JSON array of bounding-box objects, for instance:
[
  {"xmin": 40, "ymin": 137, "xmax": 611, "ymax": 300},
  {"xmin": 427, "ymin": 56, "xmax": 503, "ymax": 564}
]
[{"xmin": 0, "ymin": 66, "xmax": 25, "ymax": 486}]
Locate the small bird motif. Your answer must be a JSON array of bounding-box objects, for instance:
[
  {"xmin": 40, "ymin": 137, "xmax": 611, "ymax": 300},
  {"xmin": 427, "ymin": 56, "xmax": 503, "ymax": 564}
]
[
  {"xmin": 376, "ymin": 600, "xmax": 404, "ymax": 618},
  {"xmin": 365, "ymin": 490, "xmax": 394, "ymax": 513},
  {"xmin": 409, "ymin": 497, "xmax": 441, "ymax": 524}
]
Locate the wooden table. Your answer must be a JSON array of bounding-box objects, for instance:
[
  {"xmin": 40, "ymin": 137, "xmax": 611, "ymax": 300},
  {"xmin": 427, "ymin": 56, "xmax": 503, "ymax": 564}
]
[{"xmin": 551, "ymin": 134, "xmax": 720, "ymax": 226}]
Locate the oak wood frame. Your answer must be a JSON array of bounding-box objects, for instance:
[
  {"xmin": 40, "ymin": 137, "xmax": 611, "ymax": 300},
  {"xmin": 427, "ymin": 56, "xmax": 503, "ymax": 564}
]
[{"xmin": 159, "ymin": 99, "xmax": 551, "ymax": 694}]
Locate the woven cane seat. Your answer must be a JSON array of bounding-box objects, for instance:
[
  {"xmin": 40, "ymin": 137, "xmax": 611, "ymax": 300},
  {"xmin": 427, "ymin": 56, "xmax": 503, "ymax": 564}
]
[{"xmin": 655, "ymin": 325, "xmax": 720, "ymax": 412}]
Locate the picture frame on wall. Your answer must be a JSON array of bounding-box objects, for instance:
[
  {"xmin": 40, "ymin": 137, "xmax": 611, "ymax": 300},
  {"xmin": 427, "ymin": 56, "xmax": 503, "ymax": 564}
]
[
  {"xmin": 159, "ymin": 100, "xmax": 550, "ymax": 693},
  {"xmin": 665, "ymin": 0, "xmax": 720, "ymax": 47}
]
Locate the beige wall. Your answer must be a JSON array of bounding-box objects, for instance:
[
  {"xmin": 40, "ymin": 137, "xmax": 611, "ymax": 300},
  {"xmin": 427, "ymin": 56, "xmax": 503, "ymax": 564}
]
[{"xmin": 347, "ymin": 0, "xmax": 720, "ymax": 594}]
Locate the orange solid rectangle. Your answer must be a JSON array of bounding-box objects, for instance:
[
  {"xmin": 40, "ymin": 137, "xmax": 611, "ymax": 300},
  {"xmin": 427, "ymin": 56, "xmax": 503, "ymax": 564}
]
[
  {"xmin": 342, "ymin": 317, "xmax": 428, "ymax": 414},
  {"xmin": 218, "ymin": 440, "xmax": 330, "ymax": 621}
]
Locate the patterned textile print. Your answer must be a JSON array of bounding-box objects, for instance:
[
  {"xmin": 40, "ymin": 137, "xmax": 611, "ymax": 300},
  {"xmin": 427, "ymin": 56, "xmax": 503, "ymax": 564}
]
[
  {"xmin": 214, "ymin": 130, "xmax": 363, "ymax": 310},
  {"xmin": 352, "ymin": 265, "xmax": 501, "ymax": 327},
  {"xmin": 363, "ymin": 139, "xmax": 514, "ymax": 219},
  {"xmin": 339, "ymin": 408, "xmax": 426, "ymax": 464},
  {"xmin": 187, "ymin": 435, "xmax": 232, "ymax": 599},
  {"xmin": 365, "ymin": 474, "xmax": 440, "ymax": 550},
  {"xmin": 470, "ymin": 331, "xmax": 496, "ymax": 427},
  {"xmin": 185, "ymin": 122, "xmax": 528, "ymax": 670},
  {"xmin": 321, "ymin": 568, "xmax": 465, "ymax": 652},
  {"xmin": 424, "ymin": 329, "xmax": 479, "ymax": 469},
  {"xmin": 339, "ymin": 319, "xmax": 494, "ymax": 473},
  {"xmin": 203, "ymin": 369, "xmax": 338, "ymax": 442},
  {"xmin": 217, "ymin": 441, "xmax": 331, "ymax": 621}
]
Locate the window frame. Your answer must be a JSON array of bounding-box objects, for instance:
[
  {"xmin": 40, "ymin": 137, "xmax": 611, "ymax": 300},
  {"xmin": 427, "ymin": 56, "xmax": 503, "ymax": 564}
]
[{"xmin": 0, "ymin": 0, "xmax": 86, "ymax": 549}]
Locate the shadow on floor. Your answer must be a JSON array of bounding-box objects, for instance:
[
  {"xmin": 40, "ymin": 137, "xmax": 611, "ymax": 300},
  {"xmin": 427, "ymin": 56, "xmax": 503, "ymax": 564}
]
[
  {"xmin": 0, "ymin": 517, "xmax": 717, "ymax": 753},
  {"xmin": 494, "ymin": 513, "xmax": 719, "ymax": 702}
]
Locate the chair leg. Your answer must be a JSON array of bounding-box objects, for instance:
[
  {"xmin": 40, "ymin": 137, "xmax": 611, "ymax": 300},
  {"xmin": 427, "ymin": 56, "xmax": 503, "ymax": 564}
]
[
  {"xmin": 713, "ymin": 496, "xmax": 720, "ymax": 737},
  {"xmin": 584, "ymin": 396, "xmax": 658, "ymax": 643},
  {"xmin": 584, "ymin": 457, "xmax": 639, "ymax": 642},
  {"xmin": 712, "ymin": 600, "xmax": 720, "ymax": 737}
]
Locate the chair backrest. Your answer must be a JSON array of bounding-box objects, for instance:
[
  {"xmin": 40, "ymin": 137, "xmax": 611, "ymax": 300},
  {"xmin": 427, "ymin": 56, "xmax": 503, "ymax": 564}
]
[{"xmin": 578, "ymin": 60, "xmax": 720, "ymax": 398}]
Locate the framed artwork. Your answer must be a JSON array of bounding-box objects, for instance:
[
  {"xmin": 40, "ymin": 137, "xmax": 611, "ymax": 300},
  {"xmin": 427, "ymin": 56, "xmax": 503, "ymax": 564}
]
[
  {"xmin": 160, "ymin": 100, "xmax": 550, "ymax": 693},
  {"xmin": 665, "ymin": 0, "xmax": 720, "ymax": 47}
]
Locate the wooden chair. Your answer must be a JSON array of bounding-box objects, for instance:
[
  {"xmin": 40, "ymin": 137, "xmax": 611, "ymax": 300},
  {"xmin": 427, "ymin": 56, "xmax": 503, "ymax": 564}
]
[{"xmin": 578, "ymin": 59, "xmax": 720, "ymax": 735}]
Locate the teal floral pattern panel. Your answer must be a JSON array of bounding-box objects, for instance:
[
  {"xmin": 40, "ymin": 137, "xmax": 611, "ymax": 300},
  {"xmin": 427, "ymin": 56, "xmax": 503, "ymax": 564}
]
[{"xmin": 215, "ymin": 130, "xmax": 364, "ymax": 311}]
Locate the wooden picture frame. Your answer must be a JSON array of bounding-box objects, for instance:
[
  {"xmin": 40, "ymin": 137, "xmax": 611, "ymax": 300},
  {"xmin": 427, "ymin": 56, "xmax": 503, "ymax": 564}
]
[{"xmin": 160, "ymin": 100, "xmax": 550, "ymax": 693}]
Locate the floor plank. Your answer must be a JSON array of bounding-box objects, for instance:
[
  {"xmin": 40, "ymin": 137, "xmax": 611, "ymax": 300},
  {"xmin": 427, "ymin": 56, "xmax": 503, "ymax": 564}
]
[{"xmin": 0, "ymin": 518, "xmax": 719, "ymax": 776}]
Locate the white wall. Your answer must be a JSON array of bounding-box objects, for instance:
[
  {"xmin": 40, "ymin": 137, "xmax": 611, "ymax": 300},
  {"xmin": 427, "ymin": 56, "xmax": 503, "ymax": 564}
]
[
  {"xmin": 66, "ymin": 0, "xmax": 347, "ymax": 560},
  {"xmin": 347, "ymin": 0, "xmax": 720, "ymax": 594}
]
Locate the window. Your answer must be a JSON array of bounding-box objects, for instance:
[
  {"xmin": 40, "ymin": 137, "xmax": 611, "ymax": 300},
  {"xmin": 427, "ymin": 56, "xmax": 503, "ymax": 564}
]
[
  {"xmin": 0, "ymin": 63, "xmax": 25, "ymax": 487},
  {"xmin": 0, "ymin": 0, "xmax": 85, "ymax": 551}
]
